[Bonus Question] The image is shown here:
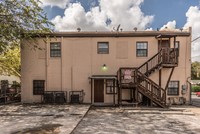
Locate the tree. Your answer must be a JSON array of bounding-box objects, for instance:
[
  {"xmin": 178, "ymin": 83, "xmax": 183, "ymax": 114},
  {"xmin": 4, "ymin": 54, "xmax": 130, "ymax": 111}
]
[
  {"xmin": 0, "ymin": 0, "xmax": 53, "ymax": 52},
  {"xmin": 0, "ymin": 45, "xmax": 20, "ymax": 77},
  {"xmin": 191, "ymin": 61, "xmax": 200, "ymax": 80},
  {"xmin": 0, "ymin": 0, "xmax": 53, "ymax": 77}
]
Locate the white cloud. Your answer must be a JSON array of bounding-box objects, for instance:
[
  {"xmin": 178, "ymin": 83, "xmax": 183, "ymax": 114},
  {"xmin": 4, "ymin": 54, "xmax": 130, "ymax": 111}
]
[
  {"xmin": 160, "ymin": 20, "xmax": 176, "ymax": 30},
  {"xmin": 51, "ymin": 0, "xmax": 154, "ymax": 31},
  {"xmin": 145, "ymin": 28, "xmax": 153, "ymax": 31},
  {"xmin": 184, "ymin": 6, "xmax": 200, "ymax": 39},
  {"xmin": 184, "ymin": 6, "xmax": 200, "ymax": 61},
  {"xmin": 52, "ymin": 3, "xmax": 108, "ymax": 31},
  {"xmin": 39, "ymin": 0, "xmax": 69, "ymax": 9}
]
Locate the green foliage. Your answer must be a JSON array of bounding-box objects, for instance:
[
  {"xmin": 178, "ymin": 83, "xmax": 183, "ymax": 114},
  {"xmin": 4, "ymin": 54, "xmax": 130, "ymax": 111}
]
[
  {"xmin": 0, "ymin": 0, "xmax": 53, "ymax": 78},
  {"xmin": 192, "ymin": 86, "xmax": 200, "ymax": 92},
  {"xmin": 191, "ymin": 62, "xmax": 200, "ymax": 80},
  {"xmin": 0, "ymin": 45, "xmax": 20, "ymax": 77},
  {"xmin": 0, "ymin": 0, "xmax": 53, "ymax": 52}
]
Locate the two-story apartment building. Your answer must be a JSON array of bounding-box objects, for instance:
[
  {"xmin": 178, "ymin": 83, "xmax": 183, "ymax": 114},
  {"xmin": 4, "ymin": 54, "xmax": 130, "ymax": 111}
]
[{"xmin": 21, "ymin": 28, "xmax": 191, "ymax": 107}]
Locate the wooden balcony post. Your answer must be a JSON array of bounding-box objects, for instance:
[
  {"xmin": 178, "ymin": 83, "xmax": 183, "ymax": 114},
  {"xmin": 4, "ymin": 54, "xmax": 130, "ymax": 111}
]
[
  {"xmin": 135, "ymin": 69, "xmax": 138, "ymax": 103},
  {"xmin": 113, "ymin": 79, "xmax": 115, "ymax": 106}
]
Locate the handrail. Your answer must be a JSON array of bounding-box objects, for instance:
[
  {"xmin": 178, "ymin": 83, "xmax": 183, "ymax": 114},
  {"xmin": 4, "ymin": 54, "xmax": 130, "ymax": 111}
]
[
  {"xmin": 138, "ymin": 49, "xmax": 162, "ymax": 69},
  {"xmin": 117, "ymin": 67, "xmax": 166, "ymax": 107},
  {"xmin": 138, "ymin": 48, "xmax": 178, "ymax": 75},
  {"xmin": 136, "ymin": 70, "xmax": 166, "ymax": 104},
  {"xmin": 137, "ymin": 70, "xmax": 165, "ymax": 93},
  {"xmin": 162, "ymin": 48, "xmax": 178, "ymax": 65},
  {"xmin": 117, "ymin": 48, "xmax": 179, "ymax": 107},
  {"xmin": 138, "ymin": 49, "xmax": 163, "ymax": 75},
  {"xmin": 118, "ymin": 68, "xmax": 137, "ymax": 85}
]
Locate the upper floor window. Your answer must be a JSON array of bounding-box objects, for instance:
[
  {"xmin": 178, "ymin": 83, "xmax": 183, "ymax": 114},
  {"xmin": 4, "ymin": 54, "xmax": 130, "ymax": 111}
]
[
  {"xmin": 50, "ymin": 42, "xmax": 61, "ymax": 57},
  {"xmin": 168, "ymin": 81, "xmax": 179, "ymax": 95},
  {"xmin": 97, "ymin": 42, "xmax": 109, "ymax": 54},
  {"xmin": 175, "ymin": 41, "xmax": 180, "ymax": 49},
  {"xmin": 175, "ymin": 41, "xmax": 180, "ymax": 56},
  {"xmin": 33, "ymin": 80, "xmax": 45, "ymax": 95},
  {"xmin": 136, "ymin": 42, "xmax": 148, "ymax": 57}
]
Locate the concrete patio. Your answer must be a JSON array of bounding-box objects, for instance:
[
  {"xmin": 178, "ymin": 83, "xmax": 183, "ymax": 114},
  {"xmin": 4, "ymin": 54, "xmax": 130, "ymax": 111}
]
[
  {"xmin": 72, "ymin": 106, "xmax": 200, "ymax": 134},
  {"xmin": 0, "ymin": 104, "xmax": 90, "ymax": 134},
  {"xmin": 1, "ymin": 104, "xmax": 200, "ymax": 134}
]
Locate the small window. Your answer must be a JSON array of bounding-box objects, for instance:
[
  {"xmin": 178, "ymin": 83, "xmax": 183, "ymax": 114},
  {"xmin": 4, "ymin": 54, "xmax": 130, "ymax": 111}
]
[
  {"xmin": 97, "ymin": 42, "xmax": 109, "ymax": 54},
  {"xmin": 136, "ymin": 42, "xmax": 148, "ymax": 57},
  {"xmin": 33, "ymin": 80, "xmax": 45, "ymax": 95},
  {"xmin": 168, "ymin": 81, "xmax": 179, "ymax": 95},
  {"xmin": 175, "ymin": 41, "xmax": 180, "ymax": 56},
  {"xmin": 106, "ymin": 79, "xmax": 117, "ymax": 94},
  {"xmin": 175, "ymin": 41, "xmax": 180, "ymax": 48},
  {"xmin": 50, "ymin": 42, "xmax": 61, "ymax": 57}
]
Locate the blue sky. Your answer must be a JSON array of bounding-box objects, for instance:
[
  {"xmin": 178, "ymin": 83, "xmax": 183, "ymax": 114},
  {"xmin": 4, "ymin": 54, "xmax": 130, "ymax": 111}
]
[
  {"xmin": 40, "ymin": 0, "xmax": 200, "ymax": 61},
  {"xmin": 141, "ymin": 0, "xmax": 199, "ymax": 28},
  {"xmin": 42, "ymin": 0, "xmax": 199, "ymax": 30}
]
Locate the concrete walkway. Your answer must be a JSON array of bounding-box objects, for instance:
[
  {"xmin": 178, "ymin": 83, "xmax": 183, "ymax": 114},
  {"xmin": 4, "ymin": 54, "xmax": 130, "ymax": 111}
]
[
  {"xmin": 0, "ymin": 104, "xmax": 90, "ymax": 134},
  {"xmin": 1, "ymin": 104, "xmax": 200, "ymax": 134},
  {"xmin": 72, "ymin": 106, "xmax": 200, "ymax": 134}
]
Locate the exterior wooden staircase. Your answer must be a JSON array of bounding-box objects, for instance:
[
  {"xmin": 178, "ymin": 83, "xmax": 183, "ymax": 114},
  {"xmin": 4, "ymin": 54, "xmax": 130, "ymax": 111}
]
[
  {"xmin": 117, "ymin": 48, "xmax": 178, "ymax": 108},
  {"xmin": 138, "ymin": 48, "xmax": 178, "ymax": 76}
]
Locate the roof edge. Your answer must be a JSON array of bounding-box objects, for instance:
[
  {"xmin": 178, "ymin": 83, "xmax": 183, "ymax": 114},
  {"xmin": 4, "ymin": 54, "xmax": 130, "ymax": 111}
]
[{"xmin": 47, "ymin": 31, "xmax": 190, "ymax": 38}]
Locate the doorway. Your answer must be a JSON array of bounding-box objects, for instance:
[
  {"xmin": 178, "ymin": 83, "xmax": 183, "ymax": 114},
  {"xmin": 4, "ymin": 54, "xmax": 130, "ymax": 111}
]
[
  {"xmin": 94, "ymin": 79, "xmax": 104, "ymax": 103},
  {"xmin": 158, "ymin": 40, "xmax": 170, "ymax": 50}
]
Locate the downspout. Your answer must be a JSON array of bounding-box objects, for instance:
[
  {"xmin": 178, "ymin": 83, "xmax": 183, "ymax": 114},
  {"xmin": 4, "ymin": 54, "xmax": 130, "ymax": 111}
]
[
  {"xmin": 44, "ymin": 39, "xmax": 48, "ymax": 103},
  {"xmin": 61, "ymin": 37, "xmax": 63, "ymax": 91},
  {"xmin": 187, "ymin": 77, "xmax": 192, "ymax": 105},
  {"xmin": 45, "ymin": 40, "xmax": 48, "ymax": 92}
]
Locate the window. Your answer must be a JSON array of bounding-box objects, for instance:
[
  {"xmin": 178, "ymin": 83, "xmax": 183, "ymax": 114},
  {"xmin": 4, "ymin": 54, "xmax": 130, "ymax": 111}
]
[
  {"xmin": 106, "ymin": 79, "xmax": 117, "ymax": 94},
  {"xmin": 33, "ymin": 80, "xmax": 45, "ymax": 95},
  {"xmin": 136, "ymin": 42, "xmax": 148, "ymax": 57},
  {"xmin": 50, "ymin": 42, "xmax": 61, "ymax": 57},
  {"xmin": 97, "ymin": 42, "xmax": 109, "ymax": 54},
  {"xmin": 175, "ymin": 41, "xmax": 180, "ymax": 56},
  {"xmin": 168, "ymin": 81, "xmax": 179, "ymax": 95},
  {"xmin": 175, "ymin": 41, "xmax": 180, "ymax": 49}
]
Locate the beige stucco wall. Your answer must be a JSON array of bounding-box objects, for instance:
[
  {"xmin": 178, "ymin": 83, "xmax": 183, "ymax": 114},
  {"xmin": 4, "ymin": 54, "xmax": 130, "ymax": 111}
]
[{"xmin": 21, "ymin": 32, "xmax": 191, "ymax": 105}]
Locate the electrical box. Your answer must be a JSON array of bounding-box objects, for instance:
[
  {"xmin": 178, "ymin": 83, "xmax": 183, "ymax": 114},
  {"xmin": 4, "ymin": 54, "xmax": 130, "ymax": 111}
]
[{"xmin": 182, "ymin": 85, "xmax": 187, "ymax": 94}]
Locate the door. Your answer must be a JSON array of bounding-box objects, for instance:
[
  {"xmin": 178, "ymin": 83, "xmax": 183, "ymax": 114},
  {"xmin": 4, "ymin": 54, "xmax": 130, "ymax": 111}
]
[
  {"xmin": 158, "ymin": 40, "xmax": 170, "ymax": 63},
  {"xmin": 94, "ymin": 79, "xmax": 104, "ymax": 103},
  {"xmin": 158, "ymin": 40, "xmax": 170, "ymax": 50}
]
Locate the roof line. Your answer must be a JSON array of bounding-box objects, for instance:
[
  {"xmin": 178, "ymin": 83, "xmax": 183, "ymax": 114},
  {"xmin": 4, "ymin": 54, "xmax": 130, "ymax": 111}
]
[{"xmin": 45, "ymin": 31, "xmax": 190, "ymax": 38}]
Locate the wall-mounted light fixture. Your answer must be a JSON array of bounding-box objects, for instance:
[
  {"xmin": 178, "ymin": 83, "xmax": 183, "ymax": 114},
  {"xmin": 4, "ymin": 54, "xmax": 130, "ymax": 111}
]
[{"xmin": 101, "ymin": 64, "xmax": 108, "ymax": 71}]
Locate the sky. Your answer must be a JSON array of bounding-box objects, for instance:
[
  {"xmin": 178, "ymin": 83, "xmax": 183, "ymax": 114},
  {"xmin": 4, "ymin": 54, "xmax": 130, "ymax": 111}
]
[{"xmin": 39, "ymin": 0, "xmax": 200, "ymax": 61}]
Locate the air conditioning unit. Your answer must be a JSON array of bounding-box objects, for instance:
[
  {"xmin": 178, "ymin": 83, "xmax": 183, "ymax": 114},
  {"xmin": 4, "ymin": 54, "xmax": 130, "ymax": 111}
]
[
  {"xmin": 71, "ymin": 94, "xmax": 80, "ymax": 103},
  {"xmin": 55, "ymin": 92, "xmax": 66, "ymax": 104}
]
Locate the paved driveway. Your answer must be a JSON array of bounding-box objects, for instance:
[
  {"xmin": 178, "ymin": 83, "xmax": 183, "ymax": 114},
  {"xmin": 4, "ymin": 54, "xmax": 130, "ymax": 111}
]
[
  {"xmin": 72, "ymin": 107, "xmax": 200, "ymax": 134},
  {"xmin": 0, "ymin": 104, "xmax": 90, "ymax": 134},
  {"xmin": 1, "ymin": 104, "xmax": 200, "ymax": 134}
]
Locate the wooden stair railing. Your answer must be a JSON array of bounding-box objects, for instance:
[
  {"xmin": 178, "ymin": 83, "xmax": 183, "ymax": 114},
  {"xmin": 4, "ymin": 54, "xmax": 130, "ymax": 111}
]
[
  {"xmin": 136, "ymin": 70, "xmax": 166, "ymax": 107},
  {"xmin": 138, "ymin": 49, "xmax": 163, "ymax": 76},
  {"xmin": 138, "ymin": 48, "xmax": 178, "ymax": 76},
  {"xmin": 117, "ymin": 68, "xmax": 137, "ymax": 88},
  {"xmin": 162, "ymin": 48, "xmax": 178, "ymax": 65},
  {"xmin": 117, "ymin": 68, "xmax": 166, "ymax": 107},
  {"xmin": 117, "ymin": 48, "xmax": 178, "ymax": 108}
]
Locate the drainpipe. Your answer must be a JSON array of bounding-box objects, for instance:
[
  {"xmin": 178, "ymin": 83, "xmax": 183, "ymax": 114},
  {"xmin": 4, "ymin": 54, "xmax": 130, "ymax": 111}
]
[
  {"xmin": 186, "ymin": 77, "xmax": 192, "ymax": 105},
  {"xmin": 61, "ymin": 37, "xmax": 63, "ymax": 91}
]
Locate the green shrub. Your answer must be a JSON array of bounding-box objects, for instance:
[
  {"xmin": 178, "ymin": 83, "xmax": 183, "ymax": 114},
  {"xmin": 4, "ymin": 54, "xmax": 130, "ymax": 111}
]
[{"xmin": 192, "ymin": 86, "xmax": 200, "ymax": 92}]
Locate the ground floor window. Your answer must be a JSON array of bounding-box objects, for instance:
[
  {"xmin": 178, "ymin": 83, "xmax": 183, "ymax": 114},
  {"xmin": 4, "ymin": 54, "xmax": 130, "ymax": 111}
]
[
  {"xmin": 106, "ymin": 79, "xmax": 117, "ymax": 94},
  {"xmin": 167, "ymin": 81, "xmax": 179, "ymax": 95},
  {"xmin": 33, "ymin": 80, "xmax": 45, "ymax": 95}
]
